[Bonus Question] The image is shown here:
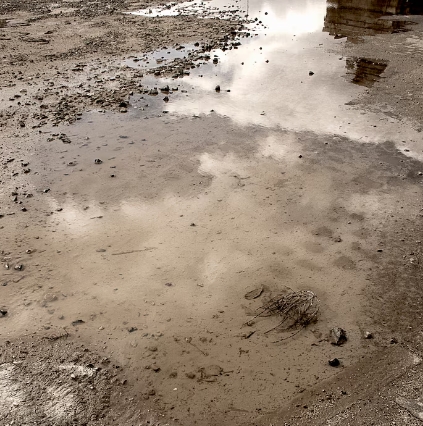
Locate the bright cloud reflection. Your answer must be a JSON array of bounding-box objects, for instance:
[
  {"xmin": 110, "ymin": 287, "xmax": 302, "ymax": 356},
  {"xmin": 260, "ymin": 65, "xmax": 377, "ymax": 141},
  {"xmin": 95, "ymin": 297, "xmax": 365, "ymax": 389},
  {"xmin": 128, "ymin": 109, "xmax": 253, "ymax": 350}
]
[
  {"xmin": 261, "ymin": 1, "xmax": 326, "ymax": 35},
  {"xmin": 135, "ymin": 0, "xmax": 422, "ymax": 155}
]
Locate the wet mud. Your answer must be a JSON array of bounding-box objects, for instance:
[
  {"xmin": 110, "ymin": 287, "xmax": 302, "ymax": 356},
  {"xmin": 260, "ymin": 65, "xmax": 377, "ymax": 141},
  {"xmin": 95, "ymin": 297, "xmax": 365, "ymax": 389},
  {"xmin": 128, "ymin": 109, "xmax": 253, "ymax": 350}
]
[{"xmin": 1, "ymin": 0, "xmax": 423, "ymax": 425}]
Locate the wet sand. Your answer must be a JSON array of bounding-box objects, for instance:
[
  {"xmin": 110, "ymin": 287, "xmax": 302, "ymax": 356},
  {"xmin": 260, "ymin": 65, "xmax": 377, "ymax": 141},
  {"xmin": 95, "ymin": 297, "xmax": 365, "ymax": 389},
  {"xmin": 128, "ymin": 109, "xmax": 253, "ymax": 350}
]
[{"xmin": 1, "ymin": 0, "xmax": 423, "ymax": 425}]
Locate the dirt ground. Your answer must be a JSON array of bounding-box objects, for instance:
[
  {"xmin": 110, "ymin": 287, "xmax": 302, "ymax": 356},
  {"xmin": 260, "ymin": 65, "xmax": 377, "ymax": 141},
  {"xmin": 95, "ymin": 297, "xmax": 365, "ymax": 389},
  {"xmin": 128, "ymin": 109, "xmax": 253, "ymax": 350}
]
[{"xmin": 2, "ymin": 0, "xmax": 423, "ymax": 425}]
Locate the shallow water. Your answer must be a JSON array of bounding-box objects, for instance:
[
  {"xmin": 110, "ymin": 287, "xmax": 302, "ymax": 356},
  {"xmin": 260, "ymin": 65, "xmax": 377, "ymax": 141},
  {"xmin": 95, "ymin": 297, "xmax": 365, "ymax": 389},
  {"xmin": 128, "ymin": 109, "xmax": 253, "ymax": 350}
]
[
  {"xmin": 130, "ymin": 0, "xmax": 263, "ymax": 20},
  {"xmin": 5, "ymin": 2, "xmax": 423, "ymax": 424},
  {"xmin": 323, "ymin": 0, "xmax": 418, "ymax": 38},
  {"xmin": 125, "ymin": 0, "xmax": 422, "ymax": 154},
  {"xmin": 124, "ymin": 44, "xmax": 198, "ymax": 70}
]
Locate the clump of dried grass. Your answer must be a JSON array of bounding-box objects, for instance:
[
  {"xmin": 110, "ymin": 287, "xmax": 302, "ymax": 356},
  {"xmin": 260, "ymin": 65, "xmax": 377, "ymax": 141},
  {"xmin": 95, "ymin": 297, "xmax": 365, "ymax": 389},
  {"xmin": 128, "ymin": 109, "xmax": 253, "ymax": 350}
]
[{"xmin": 245, "ymin": 290, "xmax": 319, "ymax": 342}]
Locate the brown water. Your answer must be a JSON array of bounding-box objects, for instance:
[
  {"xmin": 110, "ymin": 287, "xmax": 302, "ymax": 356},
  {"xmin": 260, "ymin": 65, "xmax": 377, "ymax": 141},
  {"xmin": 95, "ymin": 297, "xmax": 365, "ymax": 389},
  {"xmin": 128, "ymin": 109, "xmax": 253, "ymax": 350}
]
[{"xmin": 2, "ymin": 1, "xmax": 423, "ymax": 425}]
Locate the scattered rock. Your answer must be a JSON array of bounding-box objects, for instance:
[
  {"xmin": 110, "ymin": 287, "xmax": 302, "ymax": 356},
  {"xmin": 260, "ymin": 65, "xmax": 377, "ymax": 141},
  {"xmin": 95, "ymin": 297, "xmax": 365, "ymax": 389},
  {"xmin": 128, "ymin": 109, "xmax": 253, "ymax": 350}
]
[
  {"xmin": 244, "ymin": 286, "xmax": 264, "ymax": 300},
  {"xmin": 329, "ymin": 327, "xmax": 347, "ymax": 346},
  {"xmin": 328, "ymin": 358, "xmax": 340, "ymax": 367},
  {"xmin": 94, "ymin": 159, "xmax": 103, "ymax": 164},
  {"xmin": 58, "ymin": 134, "xmax": 71, "ymax": 144},
  {"xmin": 364, "ymin": 331, "xmax": 373, "ymax": 339}
]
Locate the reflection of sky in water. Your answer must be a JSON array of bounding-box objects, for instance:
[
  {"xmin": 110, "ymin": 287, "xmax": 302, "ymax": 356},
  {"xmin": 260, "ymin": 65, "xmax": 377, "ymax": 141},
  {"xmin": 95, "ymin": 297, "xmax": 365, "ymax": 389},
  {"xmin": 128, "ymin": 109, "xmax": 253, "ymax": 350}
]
[
  {"xmin": 139, "ymin": 33, "xmax": 420, "ymax": 147},
  {"xmin": 131, "ymin": 0, "xmax": 326, "ymax": 35},
  {"xmin": 128, "ymin": 0, "xmax": 422, "ymax": 153}
]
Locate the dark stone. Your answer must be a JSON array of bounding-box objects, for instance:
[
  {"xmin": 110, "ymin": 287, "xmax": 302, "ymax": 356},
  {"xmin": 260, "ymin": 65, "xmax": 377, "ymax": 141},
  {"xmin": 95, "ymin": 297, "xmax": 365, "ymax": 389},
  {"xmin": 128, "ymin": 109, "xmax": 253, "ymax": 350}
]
[
  {"xmin": 329, "ymin": 327, "xmax": 347, "ymax": 345},
  {"xmin": 328, "ymin": 358, "xmax": 340, "ymax": 367}
]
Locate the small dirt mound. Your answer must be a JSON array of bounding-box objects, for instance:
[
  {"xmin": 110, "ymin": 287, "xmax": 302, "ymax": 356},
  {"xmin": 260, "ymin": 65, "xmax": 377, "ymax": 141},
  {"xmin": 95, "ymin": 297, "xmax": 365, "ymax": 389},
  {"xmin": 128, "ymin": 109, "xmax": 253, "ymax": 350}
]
[{"xmin": 0, "ymin": 334, "xmax": 133, "ymax": 425}]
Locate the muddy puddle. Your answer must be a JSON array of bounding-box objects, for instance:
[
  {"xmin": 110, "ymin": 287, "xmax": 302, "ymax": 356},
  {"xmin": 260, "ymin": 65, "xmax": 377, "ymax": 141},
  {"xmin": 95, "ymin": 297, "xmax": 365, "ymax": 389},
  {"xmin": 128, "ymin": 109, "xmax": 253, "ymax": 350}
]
[
  {"xmin": 2, "ymin": 1, "xmax": 423, "ymax": 425},
  {"xmin": 125, "ymin": 44, "xmax": 198, "ymax": 70},
  {"xmin": 124, "ymin": 0, "xmax": 421, "ymax": 154},
  {"xmin": 130, "ymin": 0, "xmax": 255, "ymax": 20}
]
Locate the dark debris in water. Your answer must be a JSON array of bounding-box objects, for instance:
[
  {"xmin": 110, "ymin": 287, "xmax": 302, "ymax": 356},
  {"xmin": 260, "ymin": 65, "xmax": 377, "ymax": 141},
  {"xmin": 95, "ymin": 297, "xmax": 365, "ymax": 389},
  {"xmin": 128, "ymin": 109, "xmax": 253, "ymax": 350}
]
[{"xmin": 245, "ymin": 290, "xmax": 320, "ymax": 341}]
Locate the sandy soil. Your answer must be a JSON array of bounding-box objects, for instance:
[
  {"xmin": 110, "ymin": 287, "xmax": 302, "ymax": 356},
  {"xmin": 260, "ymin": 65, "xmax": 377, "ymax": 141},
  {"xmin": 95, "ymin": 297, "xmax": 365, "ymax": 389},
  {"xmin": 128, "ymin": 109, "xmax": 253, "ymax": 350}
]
[{"xmin": 2, "ymin": 0, "xmax": 423, "ymax": 425}]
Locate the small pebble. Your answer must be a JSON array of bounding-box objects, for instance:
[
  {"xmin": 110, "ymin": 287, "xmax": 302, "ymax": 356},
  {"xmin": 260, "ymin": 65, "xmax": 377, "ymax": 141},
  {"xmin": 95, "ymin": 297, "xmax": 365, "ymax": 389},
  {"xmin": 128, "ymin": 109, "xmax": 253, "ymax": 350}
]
[{"xmin": 328, "ymin": 358, "xmax": 340, "ymax": 367}]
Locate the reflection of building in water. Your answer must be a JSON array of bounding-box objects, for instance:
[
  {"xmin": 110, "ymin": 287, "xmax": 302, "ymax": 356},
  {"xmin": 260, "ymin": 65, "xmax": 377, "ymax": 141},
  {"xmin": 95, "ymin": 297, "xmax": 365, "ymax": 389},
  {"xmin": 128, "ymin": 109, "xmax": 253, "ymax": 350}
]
[
  {"xmin": 323, "ymin": 0, "xmax": 423, "ymax": 38},
  {"xmin": 345, "ymin": 57, "xmax": 388, "ymax": 87}
]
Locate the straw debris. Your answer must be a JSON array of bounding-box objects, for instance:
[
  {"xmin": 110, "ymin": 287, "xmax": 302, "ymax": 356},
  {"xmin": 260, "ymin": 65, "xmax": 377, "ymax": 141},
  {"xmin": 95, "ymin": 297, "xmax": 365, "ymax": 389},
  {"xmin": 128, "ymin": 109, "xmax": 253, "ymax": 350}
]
[{"xmin": 245, "ymin": 289, "xmax": 320, "ymax": 342}]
